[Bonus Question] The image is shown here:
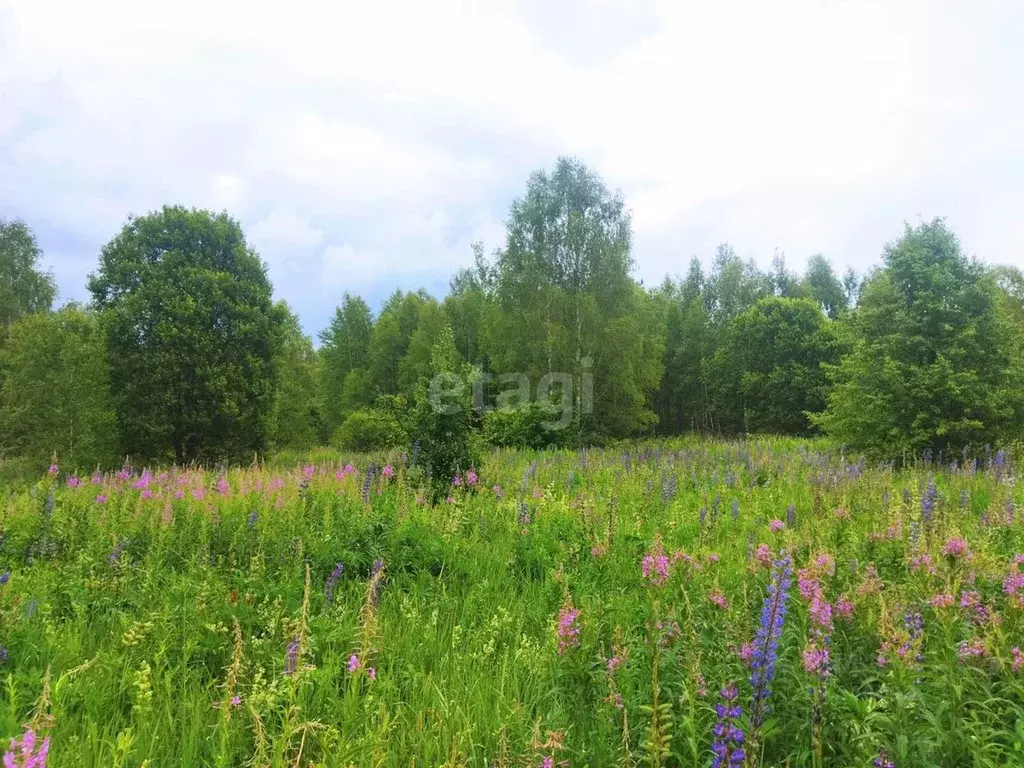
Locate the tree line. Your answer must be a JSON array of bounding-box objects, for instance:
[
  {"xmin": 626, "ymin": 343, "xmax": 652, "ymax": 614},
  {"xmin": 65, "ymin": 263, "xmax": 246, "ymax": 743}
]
[{"xmin": 2, "ymin": 157, "xmax": 1023, "ymax": 474}]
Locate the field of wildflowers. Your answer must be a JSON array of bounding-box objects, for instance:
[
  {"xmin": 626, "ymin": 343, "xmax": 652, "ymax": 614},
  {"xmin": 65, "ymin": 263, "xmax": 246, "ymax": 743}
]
[{"xmin": 1, "ymin": 439, "xmax": 1024, "ymax": 766}]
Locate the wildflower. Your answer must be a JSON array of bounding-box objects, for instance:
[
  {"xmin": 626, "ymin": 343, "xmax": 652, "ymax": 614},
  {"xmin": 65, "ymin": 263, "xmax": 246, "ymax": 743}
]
[
  {"xmin": 95, "ymin": 494, "xmax": 108, "ymax": 505},
  {"xmin": 325, "ymin": 562, "xmax": 344, "ymax": 605},
  {"xmin": 283, "ymin": 636, "xmax": 300, "ymax": 676},
  {"xmin": 347, "ymin": 654, "xmax": 361, "ymax": 673},
  {"xmin": 3, "ymin": 729, "xmax": 50, "ymax": 768},
  {"xmin": 532, "ymin": 487, "xmax": 543, "ymax": 500},
  {"xmin": 0, "ymin": 571, "xmax": 9, "ymax": 586},
  {"xmin": 731, "ymin": 498, "xmax": 739, "ymax": 520},
  {"xmin": 834, "ymin": 507, "xmax": 850, "ymax": 521},
  {"xmin": 749, "ymin": 554, "xmax": 793, "ymax": 731},
  {"xmin": 216, "ymin": 476, "xmax": 230, "ymax": 495},
  {"xmin": 873, "ymin": 750, "xmax": 895, "ymax": 768},
  {"xmin": 958, "ymin": 638, "xmax": 987, "ymax": 661},
  {"xmin": 65, "ymin": 476, "xmax": 80, "ymax": 488},
  {"xmin": 452, "ymin": 474, "xmax": 463, "ymax": 487},
  {"xmin": 556, "ymin": 605, "xmax": 581, "ymax": 655},
  {"xmin": 303, "ymin": 464, "xmax": 315, "ymax": 479},
  {"xmin": 91, "ymin": 472, "xmax": 103, "ymax": 485},
  {"xmin": 710, "ymin": 683, "xmax": 746, "ymax": 768},
  {"xmin": 754, "ymin": 544, "xmax": 772, "ymax": 567},
  {"xmin": 739, "ymin": 642, "xmax": 754, "ymax": 664},
  {"xmin": 931, "ymin": 593, "xmax": 955, "ymax": 609},
  {"xmin": 1012, "ymin": 647, "xmax": 1023, "ymax": 673},
  {"xmin": 769, "ymin": 519, "xmax": 784, "ymax": 533},
  {"xmin": 492, "ymin": 484, "xmax": 503, "ymax": 499},
  {"xmin": 48, "ymin": 464, "xmax": 58, "ymax": 476},
  {"xmin": 382, "ymin": 465, "xmax": 394, "ymax": 480},
  {"xmin": 910, "ymin": 553, "xmax": 936, "ymax": 575},
  {"xmin": 641, "ymin": 536, "xmax": 671, "ymax": 587},
  {"xmin": 942, "ymin": 536, "xmax": 969, "ymax": 559},
  {"xmin": 230, "ymin": 695, "xmax": 242, "ymax": 708},
  {"xmin": 786, "ymin": 503, "xmax": 796, "ymax": 528},
  {"xmin": 466, "ymin": 469, "xmax": 478, "ymax": 487},
  {"xmin": 247, "ymin": 510, "xmax": 259, "ymax": 530},
  {"xmin": 709, "ymin": 588, "xmax": 729, "ymax": 610},
  {"xmin": 921, "ymin": 479, "xmax": 936, "ymax": 525},
  {"xmin": 367, "ymin": 667, "xmax": 376, "ymax": 680},
  {"xmin": 606, "ymin": 655, "xmax": 624, "ymax": 674},
  {"xmin": 108, "ymin": 538, "xmax": 127, "ymax": 566},
  {"xmin": 591, "ymin": 544, "xmax": 607, "ymax": 558},
  {"xmin": 802, "ymin": 645, "xmax": 829, "ymax": 676},
  {"xmin": 835, "ymin": 597, "xmax": 854, "ymax": 621},
  {"xmin": 0, "ymin": 647, "xmax": 7, "ymax": 664}
]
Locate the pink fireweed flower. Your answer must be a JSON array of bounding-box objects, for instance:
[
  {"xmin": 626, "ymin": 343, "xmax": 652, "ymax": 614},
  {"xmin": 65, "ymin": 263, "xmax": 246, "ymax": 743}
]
[
  {"xmin": 1013, "ymin": 647, "xmax": 1024, "ymax": 673},
  {"xmin": 706, "ymin": 553, "xmax": 721, "ymax": 564},
  {"xmin": 347, "ymin": 654, "xmax": 361, "ymax": 673},
  {"xmin": 809, "ymin": 597, "xmax": 832, "ymax": 631},
  {"xmin": 452, "ymin": 474, "xmax": 463, "ymax": 487},
  {"xmin": 708, "ymin": 588, "xmax": 728, "ymax": 609},
  {"xmin": 445, "ymin": 495, "xmax": 455, "ymax": 504},
  {"xmin": 532, "ymin": 486, "xmax": 543, "ymax": 499},
  {"xmin": 958, "ymin": 638, "xmax": 987, "ymax": 661},
  {"xmin": 141, "ymin": 489, "xmax": 153, "ymax": 500},
  {"xmin": 1004, "ymin": 570, "xmax": 1024, "ymax": 607},
  {"xmin": 814, "ymin": 553, "xmax": 836, "ymax": 576},
  {"xmin": 835, "ymin": 597, "xmax": 854, "ymax": 621},
  {"xmin": 466, "ymin": 469, "xmax": 478, "ymax": 486},
  {"xmin": 95, "ymin": 494, "xmax": 108, "ymax": 505},
  {"xmin": 942, "ymin": 537, "xmax": 970, "ymax": 559},
  {"xmin": 381, "ymin": 465, "xmax": 394, "ymax": 479},
  {"xmin": 1015, "ymin": 554, "xmax": 1024, "ymax": 566},
  {"xmin": 230, "ymin": 695, "xmax": 242, "ymax": 708},
  {"xmin": 91, "ymin": 472, "xmax": 103, "ymax": 485},
  {"xmin": 769, "ymin": 519, "xmax": 785, "ymax": 533},
  {"xmin": 48, "ymin": 464, "xmax": 58, "ymax": 476},
  {"xmin": 367, "ymin": 667, "xmax": 376, "ymax": 680},
  {"xmin": 739, "ymin": 642, "xmax": 755, "ymax": 664},
  {"xmin": 641, "ymin": 537, "xmax": 671, "ymax": 587},
  {"xmin": 910, "ymin": 553, "xmax": 937, "ymax": 575},
  {"xmin": 65, "ymin": 475, "xmax": 80, "ymax": 488},
  {"xmin": 4, "ymin": 728, "xmax": 50, "ymax": 768},
  {"xmin": 174, "ymin": 489, "xmax": 185, "ymax": 500},
  {"xmin": 856, "ymin": 563, "xmax": 883, "ymax": 597},
  {"xmin": 191, "ymin": 488, "xmax": 206, "ymax": 501},
  {"xmin": 492, "ymin": 484, "xmax": 503, "ymax": 498},
  {"xmin": 755, "ymin": 543, "xmax": 772, "ymax": 567},
  {"xmin": 931, "ymin": 593, "xmax": 956, "ymax": 609},
  {"xmin": 606, "ymin": 655, "xmax": 624, "ymax": 674},
  {"xmin": 303, "ymin": 464, "xmax": 315, "ymax": 479},
  {"xmin": 556, "ymin": 605, "xmax": 581, "ymax": 655},
  {"xmin": 802, "ymin": 644, "xmax": 830, "ymax": 676},
  {"xmin": 216, "ymin": 477, "xmax": 230, "ymax": 495},
  {"xmin": 834, "ymin": 507, "xmax": 850, "ymax": 521}
]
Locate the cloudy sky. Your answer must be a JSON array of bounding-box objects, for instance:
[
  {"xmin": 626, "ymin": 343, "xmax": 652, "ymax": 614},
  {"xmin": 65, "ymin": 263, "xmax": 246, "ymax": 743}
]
[{"xmin": 2, "ymin": 0, "xmax": 1022, "ymax": 337}]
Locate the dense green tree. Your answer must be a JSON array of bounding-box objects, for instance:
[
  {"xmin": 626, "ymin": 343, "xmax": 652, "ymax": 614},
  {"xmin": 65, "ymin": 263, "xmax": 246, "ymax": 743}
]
[
  {"xmin": 803, "ymin": 254, "xmax": 848, "ymax": 319},
  {"xmin": 270, "ymin": 303, "xmax": 320, "ymax": 451},
  {"xmin": 411, "ymin": 326, "xmax": 478, "ymax": 501},
  {"xmin": 0, "ymin": 219, "xmax": 56, "ymax": 328},
  {"xmin": 489, "ymin": 157, "xmax": 663, "ymax": 440},
  {"xmin": 709, "ymin": 297, "xmax": 842, "ymax": 434},
  {"xmin": 814, "ymin": 220, "xmax": 1023, "ymax": 457},
  {"xmin": 367, "ymin": 290, "xmax": 430, "ymax": 397},
  {"xmin": 88, "ymin": 206, "xmax": 283, "ymax": 464},
  {"xmin": 318, "ymin": 294, "xmax": 373, "ymax": 436},
  {"xmin": 0, "ymin": 305, "xmax": 116, "ymax": 471},
  {"xmin": 398, "ymin": 298, "xmax": 450, "ymax": 395}
]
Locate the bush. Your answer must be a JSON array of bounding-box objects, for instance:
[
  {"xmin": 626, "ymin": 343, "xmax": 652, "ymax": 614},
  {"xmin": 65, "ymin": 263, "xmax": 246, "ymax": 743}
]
[
  {"xmin": 482, "ymin": 402, "xmax": 574, "ymax": 449},
  {"xmin": 332, "ymin": 408, "xmax": 406, "ymax": 452}
]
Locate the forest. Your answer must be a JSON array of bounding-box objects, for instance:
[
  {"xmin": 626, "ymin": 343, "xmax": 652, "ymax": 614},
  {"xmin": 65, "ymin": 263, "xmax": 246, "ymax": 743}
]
[{"xmin": 2, "ymin": 157, "xmax": 1023, "ymax": 476}]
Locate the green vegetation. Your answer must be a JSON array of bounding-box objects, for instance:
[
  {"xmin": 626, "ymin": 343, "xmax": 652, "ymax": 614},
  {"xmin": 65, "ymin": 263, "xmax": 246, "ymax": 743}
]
[{"xmin": 1, "ymin": 441, "xmax": 1023, "ymax": 766}]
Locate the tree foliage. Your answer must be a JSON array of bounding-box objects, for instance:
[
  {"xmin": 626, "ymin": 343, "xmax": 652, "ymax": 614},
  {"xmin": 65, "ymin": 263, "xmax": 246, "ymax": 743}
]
[
  {"xmin": 0, "ymin": 218, "xmax": 56, "ymax": 328},
  {"xmin": 0, "ymin": 305, "xmax": 116, "ymax": 471},
  {"xmin": 814, "ymin": 220, "xmax": 1023, "ymax": 457},
  {"xmin": 89, "ymin": 206, "xmax": 283, "ymax": 464}
]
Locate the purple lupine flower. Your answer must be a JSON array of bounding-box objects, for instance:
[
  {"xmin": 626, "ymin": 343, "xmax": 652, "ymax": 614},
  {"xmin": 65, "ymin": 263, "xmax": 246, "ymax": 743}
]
[
  {"xmin": 873, "ymin": 749, "xmax": 895, "ymax": 768},
  {"xmin": 3, "ymin": 728, "xmax": 50, "ymax": 767},
  {"xmin": 283, "ymin": 636, "xmax": 300, "ymax": 676},
  {"xmin": 710, "ymin": 683, "xmax": 746, "ymax": 767},
  {"xmin": 108, "ymin": 538, "xmax": 127, "ymax": 566},
  {"xmin": 786, "ymin": 503, "xmax": 796, "ymax": 528},
  {"xmin": 0, "ymin": 571, "xmax": 9, "ymax": 586},
  {"xmin": 361, "ymin": 466, "xmax": 376, "ymax": 504},
  {"xmin": 921, "ymin": 479, "xmax": 936, "ymax": 526},
  {"xmin": 749, "ymin": 553, "xmax": 793, "ymax": 731},
  {"xmin": 0, "ymin": 647, "xmax": 7, "ymax": 664},
  {"xmin": 325, "ymin": 562, "xmax": 344, "ymax": 605},
  {"xmin": 731, "ymin": 499, "xmax": 740, "ymax": 521}
]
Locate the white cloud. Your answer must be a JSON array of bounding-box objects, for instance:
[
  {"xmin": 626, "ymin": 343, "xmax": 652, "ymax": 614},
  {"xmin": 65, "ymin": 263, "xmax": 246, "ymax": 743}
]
[{"xmin": 1, "ymin": 0, "xmax": 1023, "ymax": 334}]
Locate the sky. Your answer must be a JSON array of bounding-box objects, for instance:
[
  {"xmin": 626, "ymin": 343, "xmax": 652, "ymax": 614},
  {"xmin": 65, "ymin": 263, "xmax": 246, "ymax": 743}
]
[{"xmin": 2, "ymin": 0, "xmax": 1023, "ymax": 337}]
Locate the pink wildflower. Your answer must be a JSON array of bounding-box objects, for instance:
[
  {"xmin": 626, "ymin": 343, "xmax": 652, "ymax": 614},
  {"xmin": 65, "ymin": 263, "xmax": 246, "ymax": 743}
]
[
  {"xmin": 556, "ymin": 606, "xmax": 581, "ymax": 655},
  {"xmin": 931, "ymin": 593, "xmax": 955, "ymax": 609},
  {"xmin": 942, "ymin": 537, "xmax": 970, "ymax": 559},
  {"xmin": 641, "ymin": 537, "xmax": 671, "ymax": 586},
  {"xmin": 708, "ymin": 588, "xmax": 728, "ymax": 610},
  {"xmin": 466, "ymin": 469, "xmax": 478, "ymax": 486},
  {"xmin": 382, "ymin": 465, "xmax": 394, "ymax": 479},
  {"xmin": 835, "ymin": 597, "xmax": 854, "ymax": 621},
  {"xmin": 230, "ymin": 695, "xmax": 242, "ymax": 708},
  {"xmin": 1013, "ymin": 647, "xmax": 1023, "ymax": 673},
  {"xmin": 452, "ymin": 474, "xmax": 463, "ymax": 487},
  {"xmin": 755, "ymin": 543, "xmax": 772, "ymax": 567},
  {"xmin": 347, "ymin": 654, "xmax": 361, "ymax": 673},
  {"xmin": 769, "ymin": 519, "xmax": 784, "ymax": 533}
]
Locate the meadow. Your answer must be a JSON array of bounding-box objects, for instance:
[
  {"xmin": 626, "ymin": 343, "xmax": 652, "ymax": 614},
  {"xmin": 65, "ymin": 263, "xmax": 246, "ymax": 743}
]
[{"xmin": 1, "ymin": 439, "xmax": 1023, "ymax": 767}]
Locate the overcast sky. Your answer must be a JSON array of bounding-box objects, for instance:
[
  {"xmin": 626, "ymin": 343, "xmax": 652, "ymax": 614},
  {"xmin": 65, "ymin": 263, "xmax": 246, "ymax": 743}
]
[{"xmin": 2, "ymin": 0, "xmax": 1022, "ymax": 336}]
